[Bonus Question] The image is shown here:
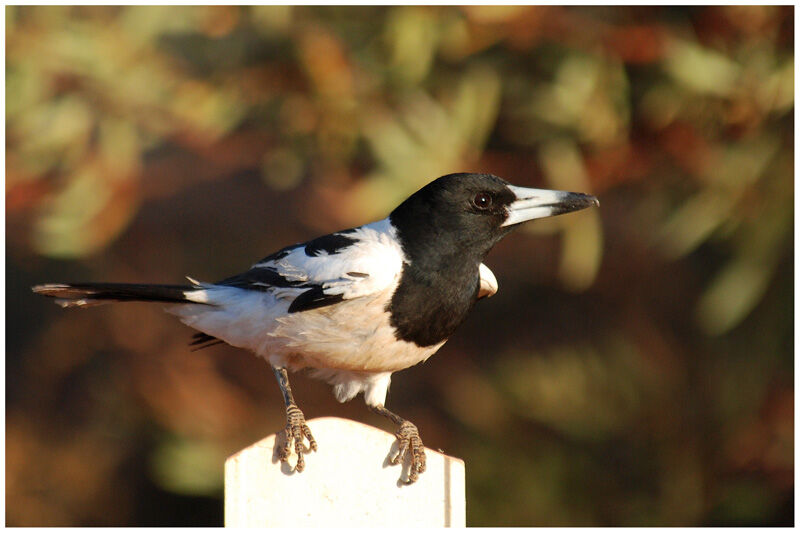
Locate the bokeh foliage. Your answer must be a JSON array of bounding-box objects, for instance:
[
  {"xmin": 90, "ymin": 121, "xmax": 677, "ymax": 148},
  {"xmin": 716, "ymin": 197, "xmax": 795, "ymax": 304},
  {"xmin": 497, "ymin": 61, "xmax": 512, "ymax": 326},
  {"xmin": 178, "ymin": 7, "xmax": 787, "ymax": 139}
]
[{"xmin": 7, "ymin": 6, "xmax": 793, "ymax": 526}]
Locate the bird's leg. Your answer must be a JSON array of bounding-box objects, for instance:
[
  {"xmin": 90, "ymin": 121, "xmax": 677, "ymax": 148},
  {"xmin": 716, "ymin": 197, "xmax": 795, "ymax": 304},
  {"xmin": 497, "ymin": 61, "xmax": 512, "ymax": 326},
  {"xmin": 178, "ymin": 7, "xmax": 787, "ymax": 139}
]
[
  {"xmin": 272, "ymin": 366, "xmax": 317, "ymax": 472},
  {"xmin": 369, "ymin": 404, "xmax": 427, "ymax": 483}
]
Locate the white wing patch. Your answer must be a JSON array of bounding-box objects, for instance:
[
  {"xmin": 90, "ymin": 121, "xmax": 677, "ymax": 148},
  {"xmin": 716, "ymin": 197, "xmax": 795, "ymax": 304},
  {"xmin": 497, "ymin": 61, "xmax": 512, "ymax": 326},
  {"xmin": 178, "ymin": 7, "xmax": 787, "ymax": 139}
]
[{"xmin": 249, "ymin": 217, "xmax": 405, "ymax": 306}]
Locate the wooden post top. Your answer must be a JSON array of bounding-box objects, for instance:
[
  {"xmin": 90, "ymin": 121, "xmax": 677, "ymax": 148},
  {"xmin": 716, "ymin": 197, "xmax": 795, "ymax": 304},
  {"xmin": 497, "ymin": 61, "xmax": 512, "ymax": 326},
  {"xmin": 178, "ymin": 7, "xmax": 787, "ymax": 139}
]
[{"xmin": 224, "ymin": 417, "xmax": 465, "ymax": 527}]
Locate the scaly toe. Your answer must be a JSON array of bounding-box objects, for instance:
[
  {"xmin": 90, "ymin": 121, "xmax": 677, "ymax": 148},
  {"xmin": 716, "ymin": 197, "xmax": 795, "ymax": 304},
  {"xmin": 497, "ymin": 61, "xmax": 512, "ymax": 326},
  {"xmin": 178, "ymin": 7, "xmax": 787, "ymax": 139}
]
[
  {"xmin": 392, "ymin": 436, "xmax": 410, "ymax": 465},
  {"xmin": 394, "ymin": 421, "xmax": 427, "ymax": 483},
  {"xmin": 303, "ymin": 425, "xmax": 318, "ymax": 451},
  {"xmin": 277, "ymin": 432, "xmax": 292, "ymax": 462},
  {"xmin": 280, "ymin": 405, "xmax": 317, "ymax": 472}
]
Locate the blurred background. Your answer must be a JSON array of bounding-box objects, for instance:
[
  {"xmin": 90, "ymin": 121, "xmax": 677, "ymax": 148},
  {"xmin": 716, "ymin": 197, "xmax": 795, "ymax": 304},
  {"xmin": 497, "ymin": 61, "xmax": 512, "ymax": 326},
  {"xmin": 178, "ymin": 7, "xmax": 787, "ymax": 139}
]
[{"xmin": 6, "ymin": 5, "xmax": 794, "ymax": 526}]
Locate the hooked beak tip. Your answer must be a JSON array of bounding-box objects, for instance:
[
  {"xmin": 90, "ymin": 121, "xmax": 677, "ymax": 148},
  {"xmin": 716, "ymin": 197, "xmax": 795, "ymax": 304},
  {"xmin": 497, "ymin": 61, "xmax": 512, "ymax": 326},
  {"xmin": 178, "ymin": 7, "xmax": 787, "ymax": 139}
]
[{"xmin": 553, "ymin": 192, "xmax": 600, "ymax": 214}]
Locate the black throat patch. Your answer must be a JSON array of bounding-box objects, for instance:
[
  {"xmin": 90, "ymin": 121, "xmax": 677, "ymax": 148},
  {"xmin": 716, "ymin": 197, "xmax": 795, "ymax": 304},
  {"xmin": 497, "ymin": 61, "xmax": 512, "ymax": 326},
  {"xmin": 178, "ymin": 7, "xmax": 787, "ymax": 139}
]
[{"xmin": 387, "ymin": 258, "xmax": 480, "ymax": 347}]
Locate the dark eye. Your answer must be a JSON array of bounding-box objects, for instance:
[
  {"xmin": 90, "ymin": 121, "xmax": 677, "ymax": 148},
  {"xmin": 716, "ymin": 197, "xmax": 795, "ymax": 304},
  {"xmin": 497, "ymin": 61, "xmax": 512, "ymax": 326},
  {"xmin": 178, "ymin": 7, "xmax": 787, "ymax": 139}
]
[{"xmin": 472, "ymin": 192, "xmax": 492, "ymax": 210}]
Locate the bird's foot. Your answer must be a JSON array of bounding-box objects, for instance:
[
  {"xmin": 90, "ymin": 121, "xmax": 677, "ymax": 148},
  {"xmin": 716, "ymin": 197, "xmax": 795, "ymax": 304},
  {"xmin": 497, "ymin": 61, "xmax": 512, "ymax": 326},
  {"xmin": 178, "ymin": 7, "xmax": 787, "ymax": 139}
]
[
  {"xmin": 278, "ymin": 404, "xmax": 317, "ymax": 472},
  {"xmin": 391, "ymin": 420, "xmax": 426, "ymax": 483}
]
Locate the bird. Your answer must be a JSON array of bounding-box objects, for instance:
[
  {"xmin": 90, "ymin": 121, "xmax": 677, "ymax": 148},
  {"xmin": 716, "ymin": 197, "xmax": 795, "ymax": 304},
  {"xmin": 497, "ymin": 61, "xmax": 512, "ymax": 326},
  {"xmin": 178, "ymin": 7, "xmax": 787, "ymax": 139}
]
[{"xmin": 32, "ymin": 172, "xmax": 599, "ymax": 483}]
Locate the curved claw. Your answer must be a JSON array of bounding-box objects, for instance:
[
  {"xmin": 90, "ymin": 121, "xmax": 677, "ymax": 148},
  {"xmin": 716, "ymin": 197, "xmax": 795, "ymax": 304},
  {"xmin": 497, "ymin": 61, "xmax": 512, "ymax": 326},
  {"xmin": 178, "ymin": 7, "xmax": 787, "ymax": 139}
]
[
  {"xmin": 278, "ymin": 405, "xmax": 317, "ymax": 472},
  {"xmin": 393, "ymin": 420, "xmax": 427, "ymax": 483}
]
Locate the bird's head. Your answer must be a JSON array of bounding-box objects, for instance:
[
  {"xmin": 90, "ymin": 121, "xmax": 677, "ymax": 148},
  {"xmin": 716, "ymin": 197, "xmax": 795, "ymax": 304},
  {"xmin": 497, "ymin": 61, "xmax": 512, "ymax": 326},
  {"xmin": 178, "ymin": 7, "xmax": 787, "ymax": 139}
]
[{"xmin": 390, "ymin": 173, "xmax": 599, "ymax": 260}]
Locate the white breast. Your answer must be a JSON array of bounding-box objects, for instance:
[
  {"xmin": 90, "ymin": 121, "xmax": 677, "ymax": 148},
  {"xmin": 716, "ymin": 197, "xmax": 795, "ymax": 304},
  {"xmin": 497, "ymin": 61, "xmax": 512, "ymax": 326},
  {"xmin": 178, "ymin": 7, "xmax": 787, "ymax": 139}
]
[{"xmin": 268, "ymin": 283, "xmax": 444, "ymax": 373}]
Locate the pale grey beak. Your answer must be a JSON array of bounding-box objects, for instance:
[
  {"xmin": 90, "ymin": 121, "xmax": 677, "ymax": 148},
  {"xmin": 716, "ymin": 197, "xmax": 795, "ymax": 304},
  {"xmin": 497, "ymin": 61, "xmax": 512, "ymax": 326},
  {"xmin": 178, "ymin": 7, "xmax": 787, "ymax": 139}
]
[{"xmin": 501, "ymin": 185, "xmax": 600, "ymax": 227}]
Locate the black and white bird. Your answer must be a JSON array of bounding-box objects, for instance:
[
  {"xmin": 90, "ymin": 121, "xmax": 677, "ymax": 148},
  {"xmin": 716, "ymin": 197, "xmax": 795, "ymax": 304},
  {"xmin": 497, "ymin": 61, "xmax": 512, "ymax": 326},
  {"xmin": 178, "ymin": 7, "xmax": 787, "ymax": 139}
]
[{"xmin": 33, "ymin": 173, "xmax": 598, "ymax": 483}]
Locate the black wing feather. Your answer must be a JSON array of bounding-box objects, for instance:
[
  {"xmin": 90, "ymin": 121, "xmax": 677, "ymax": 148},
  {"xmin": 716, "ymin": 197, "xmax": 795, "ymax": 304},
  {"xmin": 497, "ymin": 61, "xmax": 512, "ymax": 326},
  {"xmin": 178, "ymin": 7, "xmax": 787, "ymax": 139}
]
[
  {"xmin": 189, "ymin": 332, "xmax": 225, "ymax": 351},
  {"xmin": 216, "ymin": 229, "xmax": 364, "ymax": 313},
  {"xmin": 288, "ymin": 287, "xmax": 345, "ymax": 313}
]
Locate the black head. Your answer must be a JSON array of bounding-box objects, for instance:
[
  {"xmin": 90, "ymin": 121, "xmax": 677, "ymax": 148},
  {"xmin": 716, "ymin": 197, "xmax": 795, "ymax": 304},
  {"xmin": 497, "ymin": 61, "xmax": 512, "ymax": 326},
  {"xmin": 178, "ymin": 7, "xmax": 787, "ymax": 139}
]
[
  {"xmin": 390, "ymin": 172, "xmax": 598, "ymax": 263},
  {"xmin": 385, "ymin": 173, "xmax": 598, "ymax": 347}
]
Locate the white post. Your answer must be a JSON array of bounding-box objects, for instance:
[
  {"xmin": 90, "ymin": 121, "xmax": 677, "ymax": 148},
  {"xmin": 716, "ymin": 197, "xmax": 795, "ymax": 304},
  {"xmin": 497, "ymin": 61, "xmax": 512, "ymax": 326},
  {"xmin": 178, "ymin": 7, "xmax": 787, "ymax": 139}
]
[{"xmin": 224, "ymin": 417, "xmax": 466, "ymax": 527}]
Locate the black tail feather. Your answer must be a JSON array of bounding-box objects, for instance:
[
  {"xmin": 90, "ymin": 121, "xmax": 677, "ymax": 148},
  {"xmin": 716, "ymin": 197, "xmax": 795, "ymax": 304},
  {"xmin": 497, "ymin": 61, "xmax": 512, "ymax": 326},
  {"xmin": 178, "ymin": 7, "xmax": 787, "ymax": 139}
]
[{"xmin": 32, "ymin": 282, "xmax": 203, "ymax": 308}]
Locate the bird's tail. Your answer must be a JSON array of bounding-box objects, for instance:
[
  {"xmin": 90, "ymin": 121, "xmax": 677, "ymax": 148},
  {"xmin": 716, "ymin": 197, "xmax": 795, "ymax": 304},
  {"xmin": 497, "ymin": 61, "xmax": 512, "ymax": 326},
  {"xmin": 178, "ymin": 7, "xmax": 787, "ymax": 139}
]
[{"xmin": 32, "ymin": 282, "xmax": 209, "ymax": 308}]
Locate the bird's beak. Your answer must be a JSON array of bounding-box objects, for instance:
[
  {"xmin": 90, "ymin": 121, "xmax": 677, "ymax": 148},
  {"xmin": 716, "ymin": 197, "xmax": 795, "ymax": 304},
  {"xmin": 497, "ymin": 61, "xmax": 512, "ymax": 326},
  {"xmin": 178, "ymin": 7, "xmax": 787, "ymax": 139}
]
[{"xmin": 501, "ymin": 185, "xmax": 600, "ymax": 227}]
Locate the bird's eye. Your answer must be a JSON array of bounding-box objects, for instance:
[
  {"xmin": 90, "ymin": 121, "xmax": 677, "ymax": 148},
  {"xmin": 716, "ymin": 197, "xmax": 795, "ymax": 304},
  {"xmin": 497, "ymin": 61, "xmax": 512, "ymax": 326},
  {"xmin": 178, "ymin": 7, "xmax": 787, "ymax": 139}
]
[{"xmin": 472, "ymin": 192, "xmax": 492, "ymax": 210}]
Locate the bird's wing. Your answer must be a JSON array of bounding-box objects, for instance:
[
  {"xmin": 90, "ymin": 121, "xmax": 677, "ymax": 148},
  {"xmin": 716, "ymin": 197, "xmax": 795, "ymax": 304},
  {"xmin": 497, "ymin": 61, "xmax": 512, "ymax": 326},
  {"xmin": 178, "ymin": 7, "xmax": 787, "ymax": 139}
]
[{"xmin": 216, "ymin": 219, "xmax": 405, "ymax": 313}]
